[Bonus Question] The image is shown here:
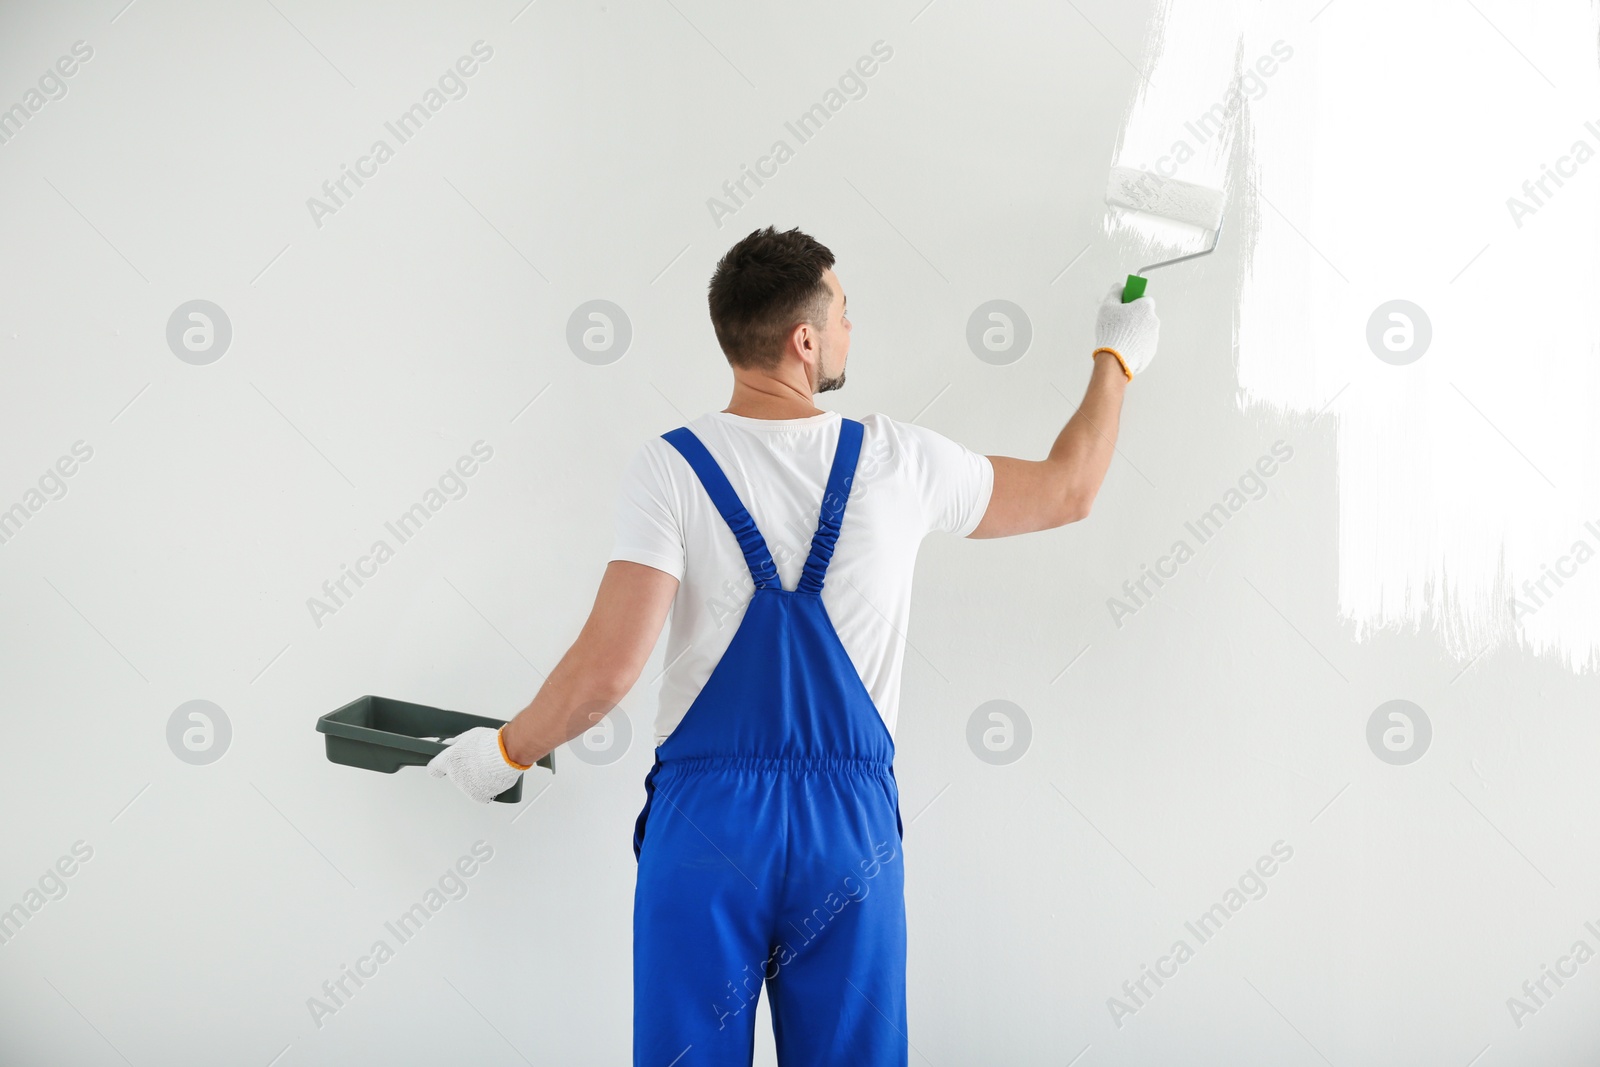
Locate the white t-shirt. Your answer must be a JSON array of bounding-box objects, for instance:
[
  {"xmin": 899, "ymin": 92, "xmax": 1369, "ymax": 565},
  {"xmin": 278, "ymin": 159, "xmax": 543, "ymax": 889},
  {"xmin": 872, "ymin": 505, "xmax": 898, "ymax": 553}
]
[{"xmin": 609, "ymin": 409, "xmax": 994, "ymax": 745}]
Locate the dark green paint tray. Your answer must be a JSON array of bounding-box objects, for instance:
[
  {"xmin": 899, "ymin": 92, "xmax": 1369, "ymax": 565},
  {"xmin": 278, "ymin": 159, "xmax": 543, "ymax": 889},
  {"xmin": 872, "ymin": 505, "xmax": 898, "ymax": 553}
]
[{"xmin": 317, "ymin": 695, "xmax": 553, "ymax": 804}]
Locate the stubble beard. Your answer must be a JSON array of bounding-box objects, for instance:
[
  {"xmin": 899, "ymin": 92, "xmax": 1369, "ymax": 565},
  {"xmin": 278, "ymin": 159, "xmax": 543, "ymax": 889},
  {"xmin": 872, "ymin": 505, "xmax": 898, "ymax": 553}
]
[{"xmin": 815, "ymin": 338, "xmax": 845, "ymax": 394}]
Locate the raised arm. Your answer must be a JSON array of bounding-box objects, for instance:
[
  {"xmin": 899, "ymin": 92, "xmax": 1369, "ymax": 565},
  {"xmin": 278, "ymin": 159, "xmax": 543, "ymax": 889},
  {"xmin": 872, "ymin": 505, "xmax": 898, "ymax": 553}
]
[{"xmin": 968, "ymin": 283, "xmax": 1159, "ymax": 539}]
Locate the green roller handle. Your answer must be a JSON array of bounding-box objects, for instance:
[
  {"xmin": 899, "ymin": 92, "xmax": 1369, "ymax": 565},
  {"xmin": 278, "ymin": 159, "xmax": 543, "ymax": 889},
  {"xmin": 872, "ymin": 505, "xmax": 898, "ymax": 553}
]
[{"xmin": 1121, "ymin": 274, "xmax": 1148, "ymax": 303}]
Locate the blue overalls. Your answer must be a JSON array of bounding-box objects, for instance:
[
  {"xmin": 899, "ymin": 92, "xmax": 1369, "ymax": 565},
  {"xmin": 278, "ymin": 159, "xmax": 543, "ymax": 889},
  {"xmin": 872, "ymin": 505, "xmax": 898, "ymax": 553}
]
[{"xmin": 632, "ymin": 417, "xmax": 908, "ymax": 1067}]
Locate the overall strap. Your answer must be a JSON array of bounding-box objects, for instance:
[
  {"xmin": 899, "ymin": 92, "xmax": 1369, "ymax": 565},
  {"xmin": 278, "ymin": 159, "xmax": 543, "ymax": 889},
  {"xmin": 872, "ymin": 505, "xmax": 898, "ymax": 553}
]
[
  {"xmin": 661, "ymin": 427, "xmax": 779, "ymax": 590},
  {"xmin": 796, "ymin": 418, "xmax": 864, "ymax": 595}
]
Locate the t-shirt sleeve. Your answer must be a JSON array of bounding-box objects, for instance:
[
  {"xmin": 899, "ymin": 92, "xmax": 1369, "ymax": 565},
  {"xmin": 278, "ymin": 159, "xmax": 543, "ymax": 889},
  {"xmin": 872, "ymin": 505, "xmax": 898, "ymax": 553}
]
[
  {"xmin": 608, "ymin": 441, "xmax": 686, "ymax": 580},
  {"xmin": 897, "ymin": 419, "xmax": 994, "ymax": 538}
]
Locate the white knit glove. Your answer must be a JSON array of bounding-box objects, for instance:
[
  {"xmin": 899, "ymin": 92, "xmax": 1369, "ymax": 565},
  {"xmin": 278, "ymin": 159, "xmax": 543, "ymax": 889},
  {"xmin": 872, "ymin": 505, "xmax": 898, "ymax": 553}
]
[
  {"xmin": 427, "ymin": 727, "xmax": 527, "ymax": 804},
  {"xmin": 1094, "ymin": 282, "xmax": 1160, "ymax": 379}
]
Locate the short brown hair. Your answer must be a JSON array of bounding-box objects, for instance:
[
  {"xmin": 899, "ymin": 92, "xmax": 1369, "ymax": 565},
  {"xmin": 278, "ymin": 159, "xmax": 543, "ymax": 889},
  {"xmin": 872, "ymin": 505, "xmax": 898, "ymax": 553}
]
[{"xmin": 707, "ymin": 226, "xmax": 835, "ymax": 369}]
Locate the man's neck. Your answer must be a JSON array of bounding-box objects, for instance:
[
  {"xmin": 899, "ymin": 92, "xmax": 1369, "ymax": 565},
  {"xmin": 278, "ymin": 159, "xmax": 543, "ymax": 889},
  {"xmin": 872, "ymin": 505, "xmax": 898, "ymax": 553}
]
[
  {"xmin": 722, "ymin": 401, "xmax": 828, "ymax": 420},
  {"xmin": 724, "ymin": 380, "xmax": 824, "ymax": 420}
]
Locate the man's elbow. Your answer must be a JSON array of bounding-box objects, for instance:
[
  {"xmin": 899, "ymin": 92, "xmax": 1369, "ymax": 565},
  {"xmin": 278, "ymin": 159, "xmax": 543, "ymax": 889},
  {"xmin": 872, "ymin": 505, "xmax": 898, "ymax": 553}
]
[
  {"xmin": 568, "ymin": 648, "xmax": 641, "ymax": 705},
  {"xmin": 1058, "ymin": 491, "xmax": 1094, "ymax": 526},
  {"xmin": 591, "ymin": 664, "xmax": 639, "ymax": 703}
]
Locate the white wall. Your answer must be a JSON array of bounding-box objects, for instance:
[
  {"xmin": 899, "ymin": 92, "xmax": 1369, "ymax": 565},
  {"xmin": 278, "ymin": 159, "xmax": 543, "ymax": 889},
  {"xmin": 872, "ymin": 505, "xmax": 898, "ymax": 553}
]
[{"xmin": 2, "ymin": 1, "xmax": 1597, "ymax": 1064}]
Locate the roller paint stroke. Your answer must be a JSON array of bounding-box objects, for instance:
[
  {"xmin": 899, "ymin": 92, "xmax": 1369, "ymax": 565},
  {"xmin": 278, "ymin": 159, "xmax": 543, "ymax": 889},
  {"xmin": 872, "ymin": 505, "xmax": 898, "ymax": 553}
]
[{"xmin": 1110, "ymin": 0, "xmax": 1600, "ymax": 671}]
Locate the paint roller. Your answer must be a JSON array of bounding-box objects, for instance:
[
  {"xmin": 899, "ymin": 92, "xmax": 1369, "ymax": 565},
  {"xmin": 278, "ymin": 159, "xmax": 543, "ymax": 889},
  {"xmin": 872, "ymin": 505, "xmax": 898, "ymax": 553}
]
[{"xmin": 1105, "ymin": 166, "xmax": 1227, "ymax": 303}]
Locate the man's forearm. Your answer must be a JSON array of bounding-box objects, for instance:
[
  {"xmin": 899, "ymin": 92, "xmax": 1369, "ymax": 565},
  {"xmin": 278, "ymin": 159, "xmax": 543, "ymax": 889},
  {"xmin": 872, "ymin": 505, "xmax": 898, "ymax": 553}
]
[
  {"xmin": 1050, "ymin": 350, "xmax": 1129, "ymax": 518},
  {"xmin": 500, "ymin": 647, "xmax": 630, "ymax": 767}
]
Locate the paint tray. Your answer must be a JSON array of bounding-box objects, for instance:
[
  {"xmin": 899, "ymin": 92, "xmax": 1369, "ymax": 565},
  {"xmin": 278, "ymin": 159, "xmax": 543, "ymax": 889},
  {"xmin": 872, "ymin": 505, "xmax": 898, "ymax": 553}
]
[{"xmin": 317, "ymin": 695, "xmax": 554, "ymax": 804}]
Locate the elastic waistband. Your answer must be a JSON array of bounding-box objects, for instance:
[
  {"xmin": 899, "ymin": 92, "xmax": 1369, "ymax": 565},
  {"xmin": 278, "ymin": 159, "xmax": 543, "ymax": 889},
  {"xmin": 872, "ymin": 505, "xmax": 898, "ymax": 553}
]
[{"xmin": 657, "ymin": 754, "xmax": 893, "ymax": 775}]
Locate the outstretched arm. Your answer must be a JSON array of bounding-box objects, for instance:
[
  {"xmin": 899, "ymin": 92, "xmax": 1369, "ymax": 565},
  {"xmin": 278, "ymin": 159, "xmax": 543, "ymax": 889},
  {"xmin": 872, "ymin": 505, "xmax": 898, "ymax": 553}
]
[
  {"xmin": 429, "ymin": 559, "xmax": 678, "ymax": 801},
  {"xmin": 968, "ymin": 283, "xmax": 1159, "ymax": 539},
  {"xmin": 501, "ymin": 559, "xmax": 678, "ymax": 766}
]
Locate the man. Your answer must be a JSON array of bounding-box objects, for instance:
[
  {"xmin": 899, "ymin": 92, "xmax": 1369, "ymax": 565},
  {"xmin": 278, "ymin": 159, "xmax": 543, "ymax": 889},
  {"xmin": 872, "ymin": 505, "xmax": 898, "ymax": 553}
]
[{"xmin": 430, "ymin": 226, "xmax": 1159, "ymax": 1064}]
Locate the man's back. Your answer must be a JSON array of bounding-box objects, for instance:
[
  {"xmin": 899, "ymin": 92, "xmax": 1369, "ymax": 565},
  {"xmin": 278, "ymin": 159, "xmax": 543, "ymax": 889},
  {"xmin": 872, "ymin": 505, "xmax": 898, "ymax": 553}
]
[{"xmin": 610, "ymin": 408, "xmax": 993, "ymax": 744}]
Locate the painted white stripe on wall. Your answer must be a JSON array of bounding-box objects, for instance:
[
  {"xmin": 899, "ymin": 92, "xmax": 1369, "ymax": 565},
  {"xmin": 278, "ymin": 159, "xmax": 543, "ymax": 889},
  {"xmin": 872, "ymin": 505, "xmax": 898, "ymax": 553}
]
[{"xmin": 1113, "ymin": 0, "xmax": 1600, "ymax": 670}]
